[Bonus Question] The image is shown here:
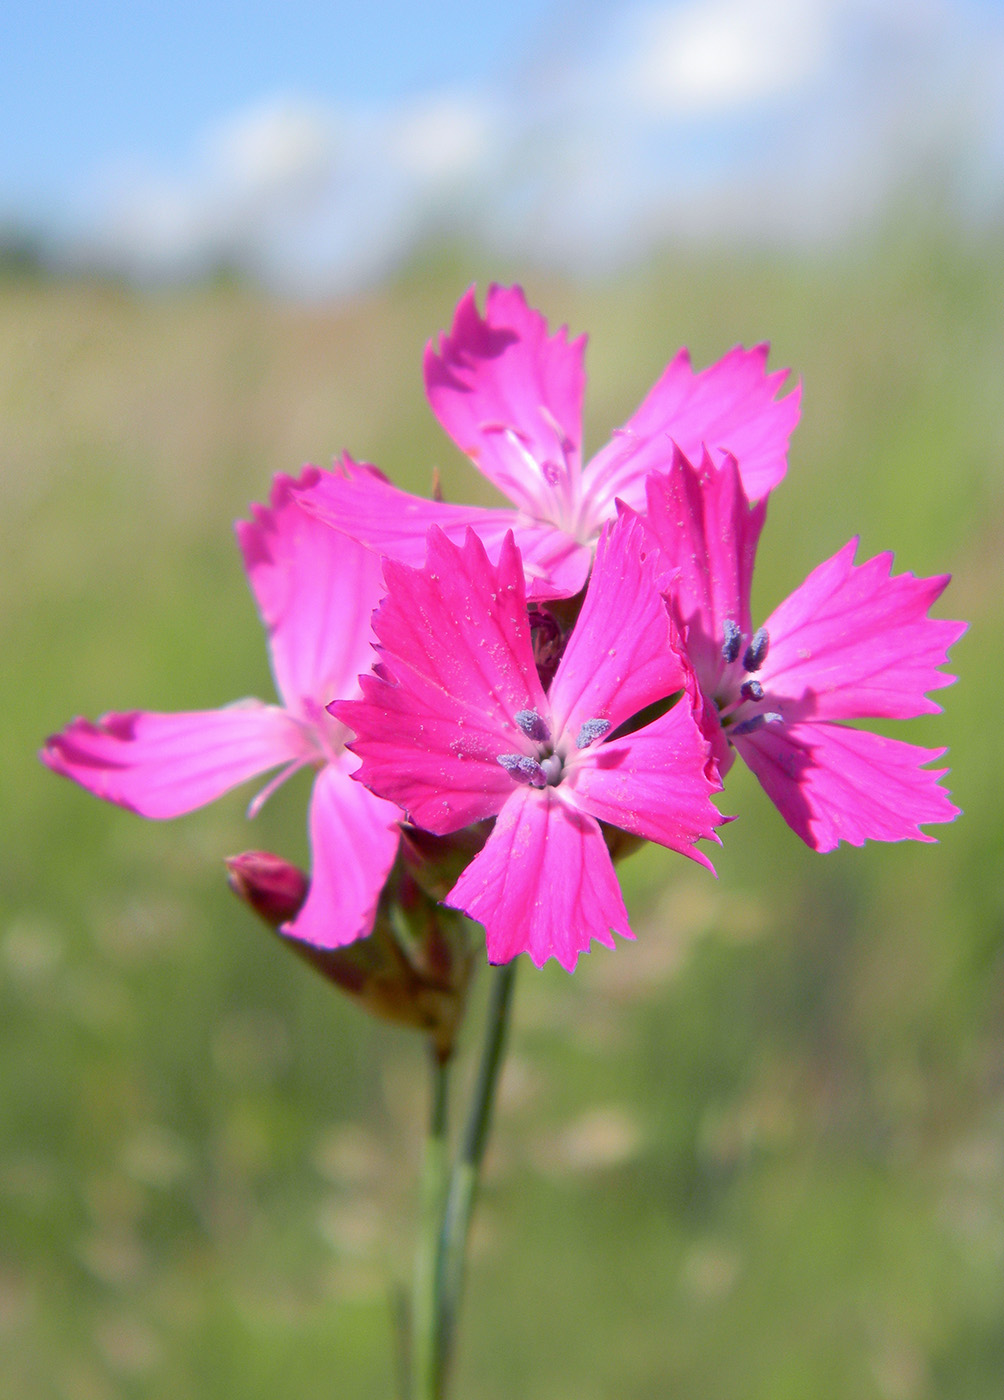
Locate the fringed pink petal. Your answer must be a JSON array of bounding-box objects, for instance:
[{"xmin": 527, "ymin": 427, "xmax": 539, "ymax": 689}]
[
  {"xmin": 424, "ymin": 285, "xmax": 586, "ymax": 527},
  {"xmin": 333, "ymin": 528, "xmax": 547, "ymax": 835},
  {"xmin": 294, "ymin": 455, "xmax": 591, "ymax": 601},
  {"xmin": 734, "ymin": 720, "xmax": 959, "ymax": 851},
  {"xmin": 445, "ymin": 786, "xmax": 632, "ymax": 972},
  {"xmin": 548, "ymin": 512, "xmax": 689, "ymax": 742},
  {"xmin": 581, "ymin": 342, "xmax": 799, "ymax": 526},
  {"xmin": 640, "ymin": 449, "xmax": 766, "ymax": 695},
  {"xmin": 236, "ymin": 467, "xmax": 388, "ymax": 717},
  {"xmin": 568, "ymin": 692, "xmax": 723, "ymax": 864},
  {"xmin": 759, "ymin": 540, "xmax": 966, "ymax": 721}
]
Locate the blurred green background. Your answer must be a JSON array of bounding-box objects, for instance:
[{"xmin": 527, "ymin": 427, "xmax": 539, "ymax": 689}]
[{"xmin": 2, "ymin": 230, "xmax": 999, "ymax": 1399}]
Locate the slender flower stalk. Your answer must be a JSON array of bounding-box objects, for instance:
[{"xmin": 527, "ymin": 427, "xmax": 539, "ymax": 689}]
[
  {"xmin": 411, "ymin": 1047, "xmax": 451, "ymax": 1400},
  {"xmin": 434, "ymin": 959, "xmax": 519, "ymax": 1395}
]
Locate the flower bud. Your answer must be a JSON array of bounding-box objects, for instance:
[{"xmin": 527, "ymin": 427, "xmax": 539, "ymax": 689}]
[
  {"xmin": 225, "ymin": 850, "xmax": 474, "ymax": 1062},
  {"xmin": 225, "ymin": 851, "xmax": 308, "ymax": 928}
]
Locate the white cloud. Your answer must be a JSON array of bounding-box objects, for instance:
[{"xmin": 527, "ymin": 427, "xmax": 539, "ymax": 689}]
[
  {"xmin": 206, "ymin": 99, "xmax": 338, "ymax": 198},
  {"xmin": 629, "ymin": 0, "xmax": 831, "ymax": 114},
  {"xmin": 71, "ymin": 0, "xmax": 1004, "ymax": 294},
  {"xmin": 390, "ymin": 94, "xmax": 495, "ymax": 181}
]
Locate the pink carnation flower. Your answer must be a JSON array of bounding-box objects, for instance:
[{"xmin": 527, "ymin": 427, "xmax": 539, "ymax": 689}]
[
  {"xmin": 42, "ymin": 470, "xmax": 401, "ymax": 949},
  {"xmin": 334, "ymin": 514, "xmax": 724, "ymax": 971},
  {"xmin": 637, "ymin": 449, "xmax": 965, "ymax": 850},
  {"xmin": 295, "ymin": 284, "xmax": 800, "ymax": 600}
]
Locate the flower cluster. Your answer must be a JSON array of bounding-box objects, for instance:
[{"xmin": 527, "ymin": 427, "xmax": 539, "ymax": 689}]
[{"xmin": 43, "ymin": 285, "xmax": 963, "ymax": 981}]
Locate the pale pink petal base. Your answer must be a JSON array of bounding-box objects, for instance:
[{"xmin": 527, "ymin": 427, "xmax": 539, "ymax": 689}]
[
  {"xmin": 41, "ymin": 703, "xmax": 314, "ymax": 819},
  {"xmin": 445, "ymin": 786, "xmax": 632, "ymax": 971},
  {"xmin": 284, "ymin": 759, "xmax": 400, "ymax": 950},
  {"xmin": 735, "ymin": 721, "xmax": 959, "ymax": 851}
]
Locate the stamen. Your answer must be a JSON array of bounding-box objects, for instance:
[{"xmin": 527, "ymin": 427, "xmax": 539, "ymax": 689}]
[
  {"xmin": 729, "ymin": 711, "xmax": 783, "ymax": 739},
  {"xmin": 538, "ymin": 403, "xmax": 575, "ymax": 456},
  {"xmin": 740, "ymin": 679, "xmax": 764, "ymax": 703},
  {"xmin": 479, "ymin": 420, "xmax": 530, "ymax": 443},
  {"xmin": 722, "ymin": 619, "xmax": 742, "ymax": 664},
  {"xmin": 497, "ymin": 753, "xmax": 548, "ymax": 788},
  {"xmin": 514, "ymin": 709, "xmax": 551, "ymax": 743},
  {"xmin": 246, "ymin": 756, "xmax": 312, "ymax": 819},
  {"xmin": 576, "ymin": 717, "xmax": 611, "ymax": 748},
  {"xmin": 743, "ymin": 627, "xmax": 769, "ymax": 672}
]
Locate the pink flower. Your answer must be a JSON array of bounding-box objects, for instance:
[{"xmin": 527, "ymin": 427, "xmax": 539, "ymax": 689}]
[
  {"xmin": 42, "ymin": 469, "xmax": 401, "ymax": 949},
  {"xmin": 637, "ymin": 449, "xmax": 965, "ymax": 851},
  {"xmin": 333, "ymin": 514, "xmax": 724, "ymax": 971},
  {"xmin": 295, "ymin": 284, "xmax": 800, "ymax": 600}
]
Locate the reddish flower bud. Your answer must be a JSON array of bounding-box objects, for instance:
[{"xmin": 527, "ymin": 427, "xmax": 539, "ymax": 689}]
[
  {"xmin": 225, "ymin": 851, "xmax": 308, "ymax": 929},
  {"xmin": 227, "ymin": 852, "xmax": 474, "ymax": 1062}
]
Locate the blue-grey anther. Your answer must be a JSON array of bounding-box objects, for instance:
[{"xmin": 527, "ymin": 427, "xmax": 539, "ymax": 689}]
[
  {"xmin": 729, "ymin": 711, "xmax": 782, "ymax": 739},
  {"xmin": 742, "ymin": 627, "xmax": 769, "ymax": 672},
  {"xmin": 514, "ymin": 708, "xmax": 551, "ymax": 743},
  {"xmin": 497, "ymin": 753, "xmax": 548, "ymax": 787},
  {"xmin": 722, "ymin": 619, "xmax": 743, "ymax": 664},
  {"xmin": 740, "ymin": 679, "xmax": 764, "ymax": 703},
  {"xmin": 576, "ymin": 717, "xmax": 611, "ymax": 748}
]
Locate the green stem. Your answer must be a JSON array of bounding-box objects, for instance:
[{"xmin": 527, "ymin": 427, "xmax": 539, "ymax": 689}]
[
  {"xmin": 435, "ymin": 958, "xmax": 519, "ymax": 1391},
  {"xmin": 411, "ymin": 1048, "xmax": 450, "ymax": 1400}
]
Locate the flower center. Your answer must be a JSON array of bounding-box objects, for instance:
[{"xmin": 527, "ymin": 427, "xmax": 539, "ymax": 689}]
[
  {"xmin": 716, "ymin": 622, "xmax": 783, "ymax": 739},
  {"xmin": 495, "ymin": 708, "xmax": 610, "ymax": 788}
]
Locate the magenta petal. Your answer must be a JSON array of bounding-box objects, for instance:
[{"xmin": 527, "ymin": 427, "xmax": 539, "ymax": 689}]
[
  {"xmin": 294, "ymin": 455, "xmax": 591, "ymax": 601},
  {"xmin": 295, "ymin": 455, "xmax": 520, "ymax": 566},
  {"xmin": 760, "ymin": 541, "xmax": 966, "ymax": 721},
  {"xmin": 581, "ymin": 343, "xmax": 799, "ymax": 525},
  {"xmin": 641, "ymin": 449, "xmax": 766, "ymax": 694},
  {"xmin": 569, "ymin": 696, "xmax": 722, "ymax": 865},
  {"xmin": 424, "ymin": 285, "xmax": 586, "ymax": 526},
  {"xmin": 548, "ymin": 512, "xmax": 688, "ymax": 741},
  {"xmin": 41, "ymin": 703, "xmax": 314, "ymax": 819},
  {"xmin": 237, "ymin": 467, "xmax": 388, "ymax": 716},
  {"xmin": 445, "ymin": 786, "xmax": 632, "ymax": 972},
  {"xmin": 734, "ymin": 720, "xmax": 959, "ymax": 851},
  {"xmin": 334, "ymin": 528, "xmax": 548, "ymax": 835},
  {"xmin": 283, "ymin": 759, "xmax": 400, "ymax": 950}
]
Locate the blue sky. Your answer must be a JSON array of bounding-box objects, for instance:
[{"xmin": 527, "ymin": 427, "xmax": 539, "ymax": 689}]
[
  {"xmin": 3, "ymin": 0, "xmax": 1002, "ymax": 292},
  {"xmin": 2, "ymin": 0, "xmax": 566, "ymax": 215}
]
